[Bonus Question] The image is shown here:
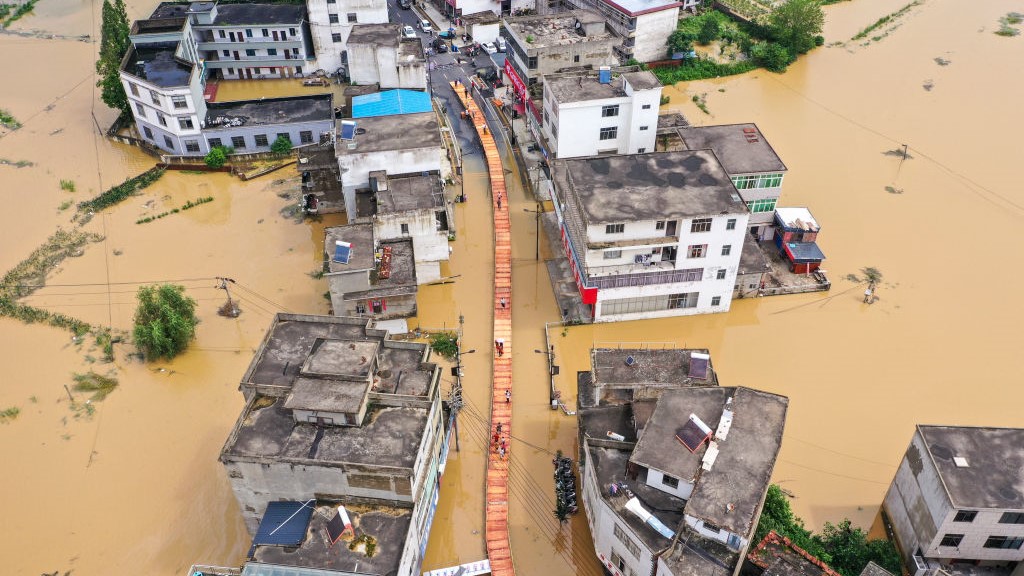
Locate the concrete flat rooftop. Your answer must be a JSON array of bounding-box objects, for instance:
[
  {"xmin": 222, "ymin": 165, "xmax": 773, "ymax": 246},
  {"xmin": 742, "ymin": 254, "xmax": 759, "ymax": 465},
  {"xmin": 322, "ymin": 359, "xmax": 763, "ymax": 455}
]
[
  {"xmin": 250, "ymin": 501, "xmax": 410, "ymax": 575},
  {"xmin": 592, "ymin": 348, "xmax": 718, "ymax": 387},
  {"xmin": 918, "ymin": 425, "xmax": 1024, "ymax": 509},
  {"xmin": 678, "ymin": 123, "xmax": 787, "ymax": 175},
  {"xmin": 125, "ymin": 43, "xmax": 193, "ymax": 88},
  {"xmin": 604, "ymin": 0, "xmax": 682, "ymax": 16},
  {"xmin": 243, "ymin": 315, "xmax": 387, "ymax": 388},
  {"xmin": 371, "ymin": 239, "xmax": 417, "ymax": 289},
  {"xmin": 376, "ymin": 174, "xmax": 443, "ymax": 214},
  {"xmin": 589, "ymin": 445, "xmax": 684, "ymax": 553},
  {"xmin": 335, "ymin": 112, "xmax": 441, "ymax": 156},
  {"xmin": 208, "ymin": 4, "xmax": 305, "ymax": 25},
  {"xmin": 546, "ymin": 71, "xmax": 660, "ymax": 104},
  {"xmin": 206, "ymin": 94, "xmax": 334, "ymax": 128},
  {"xmin": 348, "ymin": 23, "xmax": 400, "ymax": 47},
  {"xmin": 326, "ymin": 223, "xmax": 376, "ymax": 273},
  {"xmin": 629, "ymin": 387, "xmax": 730, "ymax": 483},
  {"xmin": 553, "ymin": 151, "xmax": 747, "ymax": 224},
  {"xmin": 685, "ymin": 387, "xmax": 788, "ymax": 536},
  {"xmin": 504, "ymin": 11, "xmax": 610, "ymax": 48},
  {"xmin": 223, "ymin": 396, "xmax": 429, "ymax": 468}
]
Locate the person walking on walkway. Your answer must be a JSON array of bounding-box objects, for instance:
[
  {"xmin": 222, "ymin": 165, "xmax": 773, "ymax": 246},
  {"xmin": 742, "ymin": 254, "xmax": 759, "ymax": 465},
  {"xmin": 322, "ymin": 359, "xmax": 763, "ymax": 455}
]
[
  {"xmin": 496, "ymin": 422, "xmax": 503, "ymax": 434},
  {"xmin": 505, "ymin": 389, "xmax": 511, "ymax": 403},
  {"xmin": 498, "ymin": 445, "xmax": 506, "ymax": 459},
  {"xmin": 500, "ymin": 297, "xmax": 506, "ymax": 308}
]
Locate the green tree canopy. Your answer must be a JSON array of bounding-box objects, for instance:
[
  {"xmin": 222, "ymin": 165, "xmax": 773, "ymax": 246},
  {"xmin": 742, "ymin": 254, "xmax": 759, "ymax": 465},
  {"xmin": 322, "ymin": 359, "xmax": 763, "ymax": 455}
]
[
  {"xmin": 95, "ymin": 0, "xmax": 131, "ymax": 115},
  {"xmin": 768, "ymin": 0, "xmax": 826, "ymax": 55},
  {"xmin": 668, "ymin": 29, "xmax": 696, "ymax": 57},
  {"xmin": 698, "ymin": 17, "xmax": 721, "ymax": 44},
  {"xmin": 205, "ymin": 147, "xmax": 227, "ymax": 168},
  {"xmin": 132, "ymin": 284, "xmax": 198, "ymax": 361},
  {"xmin": 270, "ymin": 135, "xmax": 293, "ymax": 155}
]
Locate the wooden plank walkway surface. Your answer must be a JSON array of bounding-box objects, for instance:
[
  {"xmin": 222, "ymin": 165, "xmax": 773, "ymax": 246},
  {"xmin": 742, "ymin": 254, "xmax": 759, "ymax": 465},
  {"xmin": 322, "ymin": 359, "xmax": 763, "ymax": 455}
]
[{"xmin": 450, "ymin": 81, "xmax": 516, "ymax": 576}]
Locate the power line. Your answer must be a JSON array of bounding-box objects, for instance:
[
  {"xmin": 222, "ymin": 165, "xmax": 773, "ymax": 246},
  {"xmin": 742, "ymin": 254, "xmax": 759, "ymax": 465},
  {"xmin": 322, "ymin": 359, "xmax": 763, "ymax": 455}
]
[
  {"xmin": 786, "ymin": 435, "xmax": 896, "ymax": 468},
  {"xmin": 6, "ymin": 277, "xmax": 217, "ymax": 289},
  {"xmin": 780, "ymin": 459, "xmax": 889, "ymax": 485}
]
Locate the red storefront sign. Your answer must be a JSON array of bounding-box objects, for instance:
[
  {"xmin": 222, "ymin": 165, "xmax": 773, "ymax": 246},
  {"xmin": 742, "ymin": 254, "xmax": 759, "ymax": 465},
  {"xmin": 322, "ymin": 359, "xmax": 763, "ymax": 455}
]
[{"xmin": 503, "ymin": 58, "xmax": 528, "ymax": 101}]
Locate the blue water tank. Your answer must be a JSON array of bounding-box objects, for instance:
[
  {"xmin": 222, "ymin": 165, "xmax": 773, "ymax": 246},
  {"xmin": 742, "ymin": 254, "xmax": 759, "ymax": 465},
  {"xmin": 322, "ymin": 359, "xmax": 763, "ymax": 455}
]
[{"xmin": 598, "ymin": 66, "xmax": 611, "ymax": 84}]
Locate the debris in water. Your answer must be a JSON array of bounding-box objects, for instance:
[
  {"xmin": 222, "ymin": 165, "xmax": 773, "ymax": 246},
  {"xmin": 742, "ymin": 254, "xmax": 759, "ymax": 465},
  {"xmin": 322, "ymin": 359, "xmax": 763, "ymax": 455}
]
[
  {"xmin": 882, "ymin": 148, "xmax": 913, "ymax": 159},
  {"xmin": 885, "ymin": 185, "xmax": 904, "ymax": 194},
  {"xmin": 933, "ymin": 57, "xmax": 951, "ymax": 66},
  {"xmin": 922, "ymin": 79, "xmax": 934, "ymax": 91},
  {"xmin": 49, "ymin": 128, "xmax": 63, "ymax": 135}
]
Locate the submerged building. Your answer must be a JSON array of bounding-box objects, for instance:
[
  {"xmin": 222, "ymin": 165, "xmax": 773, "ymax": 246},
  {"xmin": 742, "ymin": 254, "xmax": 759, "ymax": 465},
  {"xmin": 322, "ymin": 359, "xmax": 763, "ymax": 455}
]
[
  {"xmin": 210, "ymin": 313, "xmax": 449, "ymax": 576},
  {"xmin": 578, "ymin": 347, "xmax": 788, "ymax": 576}
]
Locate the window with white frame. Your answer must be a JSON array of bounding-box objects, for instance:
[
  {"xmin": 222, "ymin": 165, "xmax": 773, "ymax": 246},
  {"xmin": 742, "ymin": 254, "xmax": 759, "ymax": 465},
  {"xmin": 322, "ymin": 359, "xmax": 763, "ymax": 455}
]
[
  {"xmin": 603, "ymin": 250, "xmax": 621, "ymax": 259},
  {"xmin": 687, "ymin": 244, "xmax": 707, "ymax": 258},
  {"xmin": 599, "ymin": 127, "xmax": 618, "ymax": 140},
  {"xmin": 691, "ymin": 218, "xmax": 712, "ymax": 232},
  {"xmin": 601, "ymin": 104, "xmax": 619, "ymax": 117},
  {"xmin": 726, "ymin": 218, "xmax": 737, "ymax": 230},
  {"xmin": 178, "ymin": 117, "xmax": 194, "ymax": 130},
  {"xmin": 668, "ymin": 293, "xmax": 699, "ymax": 309},
  {"xmin": 711, "ymin": 296, "xmax": 722, "ymax": 306},
  {"xmin": 746, "ymin": 198, "xmax": 777, "ymax": 213},
  {"xmin": 721, "ymin": 244, "xmax": 732, "ymax": 256},
  {"xmin": 732, "ymin": 173, "xmax": 783, "ymax": 190},
  {"xmin": 605, "ymin": 223, "xmax": 625, "ymax": 234},
  {"xmin": 716, "ymin": 269, "xmax": 726, "ymax": 280}
]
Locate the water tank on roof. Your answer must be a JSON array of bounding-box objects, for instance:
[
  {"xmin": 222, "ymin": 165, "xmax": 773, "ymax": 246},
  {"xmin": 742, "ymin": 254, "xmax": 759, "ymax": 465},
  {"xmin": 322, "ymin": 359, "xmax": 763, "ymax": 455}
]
[{"xmin": 599, "ymin": 66, "xmax": 611, "ymax": 84}]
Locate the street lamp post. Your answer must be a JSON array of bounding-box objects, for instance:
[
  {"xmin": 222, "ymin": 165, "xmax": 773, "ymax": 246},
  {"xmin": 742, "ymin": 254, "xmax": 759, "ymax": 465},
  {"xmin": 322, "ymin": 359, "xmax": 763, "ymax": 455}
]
[
  {"xmin": 522, "ymin": 204, "xmax": 541, "ymax": 261},
  {"xmin": 534, "ymin": 346, "xmax": 558, "ymax": 406},
  {"xmin": 449, "ymin": 315, "xmax": 475, "ymax": 452},
  {"xmin": 509, "ymin": 90, "xmax": 518, "ymax": 145}
]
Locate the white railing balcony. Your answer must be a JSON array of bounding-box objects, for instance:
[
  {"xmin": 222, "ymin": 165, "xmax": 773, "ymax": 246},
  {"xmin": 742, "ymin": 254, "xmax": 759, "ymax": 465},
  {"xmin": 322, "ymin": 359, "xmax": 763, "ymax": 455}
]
[{"xmin": 186, "ymin": 565, "xmax": 241, "ymax": 576}]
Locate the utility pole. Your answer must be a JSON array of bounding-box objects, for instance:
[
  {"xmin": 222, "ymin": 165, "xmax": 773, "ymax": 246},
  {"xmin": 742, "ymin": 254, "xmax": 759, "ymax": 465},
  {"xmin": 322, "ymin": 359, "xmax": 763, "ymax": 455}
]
[
  {"xmin": 449, "ymin": 315, "xmax": 475, "ymax": 452},
  {"xmin": 216, "ymin": 276, "xmax": 240, "ymax": 317},
  {"xmin": 523, "ymin": 203, "xmax": 542, "ymax": 261}
]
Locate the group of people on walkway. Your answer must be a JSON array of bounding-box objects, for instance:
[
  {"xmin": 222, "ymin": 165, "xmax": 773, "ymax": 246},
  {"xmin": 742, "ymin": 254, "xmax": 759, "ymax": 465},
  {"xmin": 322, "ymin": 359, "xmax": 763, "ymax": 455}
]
[{"xmin": 492, "ymin": 422, "xmax": 508, "ymax": 459}]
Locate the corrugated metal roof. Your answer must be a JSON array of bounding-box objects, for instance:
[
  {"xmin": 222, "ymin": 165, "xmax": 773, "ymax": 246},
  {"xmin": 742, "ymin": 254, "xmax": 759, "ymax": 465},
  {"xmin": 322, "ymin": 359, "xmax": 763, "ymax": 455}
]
[
  {"xmin": 252, "ymin": 501, "xmax": 314, "ymax": 546},
  {"xmin": 784, "ymin": 241, "xmax": 826, "ymax": 263},
  {"xmin": 351, "ymin": 90, "xmax": 432, "ymax": 118}
]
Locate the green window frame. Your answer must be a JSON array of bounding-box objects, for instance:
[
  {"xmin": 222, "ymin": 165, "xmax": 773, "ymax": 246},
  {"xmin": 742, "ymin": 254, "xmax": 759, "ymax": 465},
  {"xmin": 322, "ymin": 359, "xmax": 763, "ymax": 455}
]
[{"xmin": 746, "ymin": 198, "xmax": 777, "ymax": 213}]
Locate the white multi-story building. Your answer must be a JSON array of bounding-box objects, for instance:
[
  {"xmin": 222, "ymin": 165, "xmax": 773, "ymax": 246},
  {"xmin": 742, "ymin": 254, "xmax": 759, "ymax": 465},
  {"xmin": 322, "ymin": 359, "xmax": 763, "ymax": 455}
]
[
  {"xmin": 335, "ymin": 112, "xmax": 451, "ymax": 282},
  {"xmin": 673, "ymin": 123, "xmax": 788, "ymax": 240},
  {"xmin": 550, "ymin": 150, "xmax": 749, "ymax": 322},
  {"xmin": 883, "ymin": 426, "xmax": 1024, "ymax": 576},
  {"xmin": 541, "ymin": 69, "xmax": 661, "ymax": 158},
  {"xmin": 563, "ymin": 0, "xmax": 683, "ymax": 62},
  {"xmin": 306, "ymin": 0, "xmax": 389, "ymax": 75},
  {"xmin": 346, "ymin": 24, "xmax": 427, "ymax": 90},
  {"xmin": 120, "ymin": 4, "xmax": 333, "ymax": 155},
  {"xmin": 578, "ymin": 348, "xmax": 788, "ymax": 576}
]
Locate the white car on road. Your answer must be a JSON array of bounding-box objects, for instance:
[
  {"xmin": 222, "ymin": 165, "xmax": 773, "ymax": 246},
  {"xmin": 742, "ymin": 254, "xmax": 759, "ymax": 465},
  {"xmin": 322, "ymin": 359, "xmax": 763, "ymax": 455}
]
[
  {"xmin": 418, "ymin": 19, "xmax": 432, "ymax": 33},
  {"xmin": 481, "ymin": 42, "xmax": 497, "ymax": 54},
  {"xmin": 402, "ymin": 25, "xmax": 416, "ymax": 39}
]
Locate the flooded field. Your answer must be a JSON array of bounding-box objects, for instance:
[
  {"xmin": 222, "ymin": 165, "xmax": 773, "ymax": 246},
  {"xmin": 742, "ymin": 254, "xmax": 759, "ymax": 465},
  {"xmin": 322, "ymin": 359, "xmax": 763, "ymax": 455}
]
[{"xmin": 1, "ymin": 0, "xmax": 1023, "ymax": 574}]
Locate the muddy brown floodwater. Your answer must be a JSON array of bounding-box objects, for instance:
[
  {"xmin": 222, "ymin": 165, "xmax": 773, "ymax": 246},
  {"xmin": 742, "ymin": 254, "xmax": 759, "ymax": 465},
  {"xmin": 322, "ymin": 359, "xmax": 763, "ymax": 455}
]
[{"xmin": 1, "ymin": 0, "xmax": 1023, "ymax": 574}]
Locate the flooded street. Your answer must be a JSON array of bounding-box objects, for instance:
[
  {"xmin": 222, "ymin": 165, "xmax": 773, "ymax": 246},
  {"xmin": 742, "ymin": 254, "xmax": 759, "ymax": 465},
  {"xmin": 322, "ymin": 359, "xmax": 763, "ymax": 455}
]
[{"xmin": 0, "ymin": 0, "xmax": 1022, "ymax": 573}]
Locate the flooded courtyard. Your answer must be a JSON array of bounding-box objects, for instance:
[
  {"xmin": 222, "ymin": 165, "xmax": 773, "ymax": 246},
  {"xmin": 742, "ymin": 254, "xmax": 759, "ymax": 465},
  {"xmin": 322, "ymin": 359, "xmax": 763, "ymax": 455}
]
[{"xmin": 1, "ymin": 0, "xmax": 1023, "ymax": 574}]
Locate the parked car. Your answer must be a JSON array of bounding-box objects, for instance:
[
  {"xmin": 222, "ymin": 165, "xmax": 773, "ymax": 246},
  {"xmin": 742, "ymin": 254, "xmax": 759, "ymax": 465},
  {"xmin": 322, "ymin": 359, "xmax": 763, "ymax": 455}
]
[
  {"xmin": 438, "ymin": 29, "xmax": 456, "ymax": 39},
  {"xmin": 495, "ymin": 36, "xmax": 506, "ymax": 52},
  {"xmin": 481, "ymin": 42, "xmax": 497, "ymax": 54},
  {"xmin": 418, "ymin": 19, "xmax": 432, "ymax": 33},
  {"xmin": 475, "ymin": 66, "xmax": 502, "ymax": 87},
  {"xmin": 431, "ymin": 37, "xmax": 448, "ymax": 53},
  {"xmin": 397, "ymin": 0, "xmax": 411, "ymax": 8},
  {"xmin": 402, "ymin": 25, "xmax": 416, "ymax": 39}
]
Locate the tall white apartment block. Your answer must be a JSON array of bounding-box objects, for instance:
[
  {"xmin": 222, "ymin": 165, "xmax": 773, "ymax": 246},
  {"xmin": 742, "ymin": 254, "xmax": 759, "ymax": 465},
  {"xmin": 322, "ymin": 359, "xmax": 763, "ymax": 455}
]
[
  {"xmin": 550, "ymin": 150, "xmax": 749, "ymax": 322},
  {"xmin": 542, "ymin": 69, "xmax": 662, "ymax": 159},
  {"xmin": 306, "ymin": 0, "xmax": 389, "ymax": 75}
]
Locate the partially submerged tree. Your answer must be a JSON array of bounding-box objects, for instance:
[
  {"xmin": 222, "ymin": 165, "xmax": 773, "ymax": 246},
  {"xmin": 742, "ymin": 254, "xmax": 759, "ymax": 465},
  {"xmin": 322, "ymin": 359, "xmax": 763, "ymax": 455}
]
[
  {"xmin": 271, "ymin": 135, "xmax": 293, "ymax": 155},
  {"xmin": 133, "ymin": 284, "xmax": 198, "ymax": 360},
  {"xmin": 95, "ymin": 0, "xmax": 131, "ymax": 115},
  {"xmin": 861, "ymin": 266, "xmax": 882, "ymax": 303},
  {"xmin": 768, "ymin": 0, "xmax": 826, "ymax": 55}
]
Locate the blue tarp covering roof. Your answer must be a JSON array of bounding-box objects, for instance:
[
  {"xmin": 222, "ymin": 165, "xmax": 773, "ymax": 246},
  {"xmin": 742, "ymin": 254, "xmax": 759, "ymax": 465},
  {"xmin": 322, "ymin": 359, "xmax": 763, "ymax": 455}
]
[
  {"xmin": 784, "ymin": 241, "xmax": 826, "ymax": 263},
  {"xmin": 351, "ymin": 90, "xmax": 432, "ymax": 118},
  {"xmin": 252, "ymin": 501, "xmax": 314, "ymax": 546}
]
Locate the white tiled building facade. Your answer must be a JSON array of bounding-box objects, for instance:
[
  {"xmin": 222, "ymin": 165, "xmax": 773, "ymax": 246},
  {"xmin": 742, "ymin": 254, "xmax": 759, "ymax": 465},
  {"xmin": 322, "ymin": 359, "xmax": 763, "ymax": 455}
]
[{"xmin": 306, "ymin": 0, "xmax": 389, "ymax": 75}]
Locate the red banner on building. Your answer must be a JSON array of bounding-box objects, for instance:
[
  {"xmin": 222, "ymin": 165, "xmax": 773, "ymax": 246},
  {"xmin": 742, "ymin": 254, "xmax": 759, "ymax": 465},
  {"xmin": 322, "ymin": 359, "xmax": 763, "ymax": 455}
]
[{"xmin": 503, "ymin": 58, "xmax": 527, "ymax": 102}]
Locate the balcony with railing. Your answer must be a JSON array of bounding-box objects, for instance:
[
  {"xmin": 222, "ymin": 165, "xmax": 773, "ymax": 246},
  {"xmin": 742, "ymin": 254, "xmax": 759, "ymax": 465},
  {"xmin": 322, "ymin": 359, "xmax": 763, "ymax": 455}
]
[
  {"xmin": 587, "ymin": 266, "xmax": 702, "ymax": 289},
  {"xmin": 186, "ymin": 565, "xmax": 241, "ymax": 576}
]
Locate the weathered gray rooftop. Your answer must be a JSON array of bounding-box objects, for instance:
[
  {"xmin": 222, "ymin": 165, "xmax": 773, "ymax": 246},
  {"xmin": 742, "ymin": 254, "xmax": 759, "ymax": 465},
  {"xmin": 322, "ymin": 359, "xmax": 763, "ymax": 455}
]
[
  {"xmin": 347, "ymin": 23, "xmax": 400, "ymax": 47},
  {"xmin": 336, "ymin": 112, "xmax": 441, "ymax": 156},
  {"xmin": 398, "ymin": 38, "xmax": 425, "ymax": 63},
  {"xmin": 283, "ymin": 375, "xmax": 370, "ymax": 414},
  {"xmin": 553, "ymin": 151, "xmax": 747, "ymax": 225},
  {"xmin": 592, "ymin": 348, "xmax": 718, "ymax": 388},
  {"xmin": 209, "ymin": 3, "xmax": 305, "ymax": 26},
  {"xmin": 124, "ymin": 43, "xmax": 193, "ymax": 88},
  {"xmin": 370, "ymin": 239, "xmax": 417, "ymax": 288},
  {"xmin": 302, "ymin": 338, "xmax": 381, "ymax": 380},
  {"xmin": 629, "ymin": 387, "xmax": 730, "ymax": 482},
  {"xmin": 580, "ymin": 403, "xmax": 638, "ymax": 442},
  {"xmin": 461, "ymin": 10, "xmax": 499, "ymax": 24},
  {"xmin": 588, "ymin": 445, "xmax": 684, "ymax": 553},
  {"xmin": 622, "ymin": 71, "xmax": 661, "ymax": 91},
  {"xmin": 150, "ymin": 2, "xmax": 191, "ymax": 19},
  {"xmin": 250, "ymin": 501, "xmax": 410, "ymax": 574},
  {"xmin": 375, "ymin": 174, "xmax": 444, "ymax": 214},
  {"xmin": 918, "ymin": 425, "xmax": 1024, "ymax": 509},
  {"xmin": 738, "ymin": 233, "xmax": 771, "ymax": 275},
  {"xmin": 658, "ymin": 540, "xmax": 734, "ymax": 576},
  {"xmin": 678, "ymin": 123, "xmax": 787, "ymax": 175},
  {"xmin": 222, "ymin": 396, "xmax": 429, "ymax": 468},
  {"xmin": 504, "ymin": 10, "xmax": 610, "ymax": 48},
  {"xmin": 325, "ymin": 223, "xmax": 376, "ymax": 273},
  {"xmin": 205, "ymin": 94, "xmax": 334, "ymax": 128},
  {"xmin": 242, "ymin": 314, "xmax": 387, "ymax": 388},
  {"xmin": 859, "ymin": 561, "xmax": 895, "ymax": 576},
  {"xmin": 546, "ymin": 71, "xmax": 659, "ymax": 104},
  {"xmin": 685, "ymin": 387, "xmax": 788, "ymax": 536}
]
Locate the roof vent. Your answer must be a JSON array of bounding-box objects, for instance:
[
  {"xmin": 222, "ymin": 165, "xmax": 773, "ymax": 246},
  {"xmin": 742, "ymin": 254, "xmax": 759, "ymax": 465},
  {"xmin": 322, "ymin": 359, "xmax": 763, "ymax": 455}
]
[
  {"xmin": 624, "ymin": 355, "xmax": 636, "ymax": 367},
  {"xmin": 953, "ymin": 457, "xmax": 969, "ymax": 468}
]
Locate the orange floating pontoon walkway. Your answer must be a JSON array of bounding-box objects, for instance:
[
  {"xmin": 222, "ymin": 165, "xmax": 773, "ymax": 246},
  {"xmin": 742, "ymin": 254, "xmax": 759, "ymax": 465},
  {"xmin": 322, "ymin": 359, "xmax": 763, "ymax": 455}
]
[{"xmin": 450, "ymin": 81, "xmax": 515, "ymax": 576}]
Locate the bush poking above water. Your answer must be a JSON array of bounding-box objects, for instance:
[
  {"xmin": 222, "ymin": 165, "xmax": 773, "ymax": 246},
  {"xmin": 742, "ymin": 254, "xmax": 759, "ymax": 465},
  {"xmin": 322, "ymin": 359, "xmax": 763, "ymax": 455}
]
[{"xmin": 72, "ymin": 372, "xmax": 119, "ymax": 401}]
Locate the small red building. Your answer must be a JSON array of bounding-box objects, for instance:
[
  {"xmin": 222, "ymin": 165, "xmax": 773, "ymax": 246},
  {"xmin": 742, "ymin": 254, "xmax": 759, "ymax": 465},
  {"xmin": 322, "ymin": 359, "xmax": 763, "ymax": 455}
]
[{"xmin": 774, "ymin": 207, "xmax": 825, "ymax": 274}]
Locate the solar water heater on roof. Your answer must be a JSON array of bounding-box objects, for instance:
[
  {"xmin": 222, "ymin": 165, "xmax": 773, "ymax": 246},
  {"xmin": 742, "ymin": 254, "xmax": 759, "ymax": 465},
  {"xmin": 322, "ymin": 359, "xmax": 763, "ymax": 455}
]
[
  {"xmin": 676, "ymin": 413, "xmax": 712, "ymax": 453},
  {"xmin": 333, "ymin": 240, "xmax": 352, "ymax": 264},
  {"xmin": 340, "ymin": 120, "xmax": 357, "ymax": 140}
]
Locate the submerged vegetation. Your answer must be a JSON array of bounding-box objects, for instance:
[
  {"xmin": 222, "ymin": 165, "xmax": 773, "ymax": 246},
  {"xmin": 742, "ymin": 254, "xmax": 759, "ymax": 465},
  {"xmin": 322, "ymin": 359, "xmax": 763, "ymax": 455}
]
[
  {"xmin": 0, "ymin": 406, "xmax": 20, "ymax": 423},
  {"xmin": 848, "ymin": 1, "xmax": 921, "ymax": 44},
  {"xmin": 0, "ymin": 0, "xmax": 39, "ymax": 27},
  {"xmin": 136, "ymin": 196, "xmax": 214, "ymax": 224},
  {"xmin": 0, "ymin": 108, "xmax": 21, "ymax": 130},
  {"xmin": 996, "ymin": 12, "xmax": 1023, "ymax": 37},
  {"xmin": 72, "ymin": 372, "xmax": 120, "ymax": 401},
  {"xmin": 654, "ymin": 0, "xmax": 825, "ymax": 84},
  {"xmin": 429, "ymin": 332, "xmax": 459, "ymax": 360},
  {"xmin": 78, "ymin": 167, "xmax": 165, "ymax": 213},
  {"xmin": 132, "ymin": 284, "xmax": 198, "ymax": 361}
]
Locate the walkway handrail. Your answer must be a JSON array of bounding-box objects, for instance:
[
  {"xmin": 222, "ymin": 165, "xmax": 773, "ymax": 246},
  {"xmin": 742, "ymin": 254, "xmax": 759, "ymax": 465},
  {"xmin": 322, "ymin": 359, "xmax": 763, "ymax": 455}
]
[{"xmin": 449, "ymin": 81, "xmax": 516, "ymax": 576}]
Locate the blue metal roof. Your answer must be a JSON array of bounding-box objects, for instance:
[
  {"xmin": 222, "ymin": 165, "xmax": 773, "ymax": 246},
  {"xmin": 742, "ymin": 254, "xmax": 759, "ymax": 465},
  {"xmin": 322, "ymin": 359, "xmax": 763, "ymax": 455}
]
[
  {"xmin": 252, "ymin": 501, "xmax": 314, "ymax": 546},
  {"xmin": 351, "ymin": 90, "xmax": 432, "ymax": 118},
  {"xmin": 784, "ymin": 241, "xmax": 826, "ymax": 263}
]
